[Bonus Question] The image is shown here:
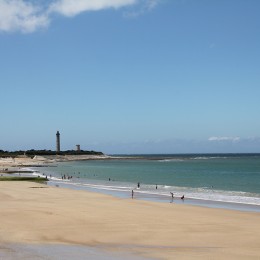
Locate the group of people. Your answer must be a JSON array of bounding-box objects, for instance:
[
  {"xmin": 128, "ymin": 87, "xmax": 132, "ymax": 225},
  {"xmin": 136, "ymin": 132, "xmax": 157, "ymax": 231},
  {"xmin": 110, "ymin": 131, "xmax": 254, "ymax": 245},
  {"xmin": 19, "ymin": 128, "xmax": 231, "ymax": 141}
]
[
  {"xmin": 132, "ymin": 182, "xmax": 185, "ymax": 201},
  {"xmin": 170, "ymin": 192, "xmax": 184, "ymax": 200},
  {"xmin": 61, "ymin": 174, "xmax": 73, "ymax": 180}
]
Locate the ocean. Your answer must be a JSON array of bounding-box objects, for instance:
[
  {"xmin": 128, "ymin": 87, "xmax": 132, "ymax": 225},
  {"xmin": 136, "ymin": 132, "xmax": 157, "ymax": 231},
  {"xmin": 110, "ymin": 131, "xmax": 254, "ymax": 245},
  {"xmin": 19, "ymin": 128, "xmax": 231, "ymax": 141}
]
[{"xmin": 28, "ymin": 153, "xmax": 260, "ymax": 212}]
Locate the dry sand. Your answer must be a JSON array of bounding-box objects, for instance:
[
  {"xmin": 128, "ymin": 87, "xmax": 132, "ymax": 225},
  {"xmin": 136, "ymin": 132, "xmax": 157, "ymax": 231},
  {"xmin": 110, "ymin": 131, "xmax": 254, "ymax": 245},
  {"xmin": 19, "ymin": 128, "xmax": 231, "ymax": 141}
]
[{"xmin": 0, "ymin": 181, "xmax": 259, "ymax": 259}]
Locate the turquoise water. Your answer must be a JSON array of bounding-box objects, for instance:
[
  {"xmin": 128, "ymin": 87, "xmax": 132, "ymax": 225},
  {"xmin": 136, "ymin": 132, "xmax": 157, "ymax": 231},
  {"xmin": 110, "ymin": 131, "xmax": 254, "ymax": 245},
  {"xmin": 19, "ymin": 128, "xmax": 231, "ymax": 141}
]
[{"xmin": 29, "ymin": 154, "xmax": 260, "ymax": 208}]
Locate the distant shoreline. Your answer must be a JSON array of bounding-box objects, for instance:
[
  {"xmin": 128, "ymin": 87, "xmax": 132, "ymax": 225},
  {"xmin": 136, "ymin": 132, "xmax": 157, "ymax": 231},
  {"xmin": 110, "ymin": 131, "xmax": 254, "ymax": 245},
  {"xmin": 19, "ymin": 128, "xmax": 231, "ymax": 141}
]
[
  {"xmin": 1, "ymin": 152, "xmax": 260, "ymax": 168},
  {"xmin": 0, "ymin": 154, "xmax": 111, "ymax": 168}
]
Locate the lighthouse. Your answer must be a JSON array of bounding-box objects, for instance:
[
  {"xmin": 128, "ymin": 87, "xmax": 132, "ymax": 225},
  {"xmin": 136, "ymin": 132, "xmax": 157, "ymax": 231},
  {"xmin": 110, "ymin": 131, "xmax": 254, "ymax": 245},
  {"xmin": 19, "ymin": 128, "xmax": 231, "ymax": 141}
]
[{"xmin": 56, "ymin": 131, "xmax": 60, "ymax": 153}]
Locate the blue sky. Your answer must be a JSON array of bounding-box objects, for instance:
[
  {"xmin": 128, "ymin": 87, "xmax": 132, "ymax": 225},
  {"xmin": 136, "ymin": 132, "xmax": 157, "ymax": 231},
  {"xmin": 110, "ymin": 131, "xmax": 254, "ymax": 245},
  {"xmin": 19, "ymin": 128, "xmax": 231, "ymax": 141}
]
[{"xmin": 0, "ymin": 0, "xmax": 260, "ymax": 154}]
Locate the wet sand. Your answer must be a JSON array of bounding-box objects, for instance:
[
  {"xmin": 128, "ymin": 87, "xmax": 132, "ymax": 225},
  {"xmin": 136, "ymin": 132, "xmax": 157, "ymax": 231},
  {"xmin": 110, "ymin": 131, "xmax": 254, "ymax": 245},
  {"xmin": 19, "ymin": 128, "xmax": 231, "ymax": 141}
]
[
  {"xmin": 48, "ymin": 180, "xmax": 260, "ymax": 213},
  {"xmin": 0, "ymin": 243, "xmax": 147, "ymax": 260},
  {"xmin": 0, "ymin": 181, "xmax": 260, "ymax": 259}
]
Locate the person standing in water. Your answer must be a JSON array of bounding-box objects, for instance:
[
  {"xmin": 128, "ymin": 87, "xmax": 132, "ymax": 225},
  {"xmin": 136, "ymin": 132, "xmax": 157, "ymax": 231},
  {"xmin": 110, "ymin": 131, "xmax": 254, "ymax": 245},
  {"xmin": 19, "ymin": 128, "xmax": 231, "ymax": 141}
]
[{"xmin": 132, "ymin": 190, "xmax": 134, "ymax": 199}]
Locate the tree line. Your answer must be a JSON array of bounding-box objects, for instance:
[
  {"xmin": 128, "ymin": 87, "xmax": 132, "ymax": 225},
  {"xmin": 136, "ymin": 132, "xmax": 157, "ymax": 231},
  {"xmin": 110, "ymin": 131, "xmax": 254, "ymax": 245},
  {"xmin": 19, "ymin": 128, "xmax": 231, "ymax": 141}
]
[{"xmin": 0, "ymin": 149, "xmax": 103, "ymax": 157}]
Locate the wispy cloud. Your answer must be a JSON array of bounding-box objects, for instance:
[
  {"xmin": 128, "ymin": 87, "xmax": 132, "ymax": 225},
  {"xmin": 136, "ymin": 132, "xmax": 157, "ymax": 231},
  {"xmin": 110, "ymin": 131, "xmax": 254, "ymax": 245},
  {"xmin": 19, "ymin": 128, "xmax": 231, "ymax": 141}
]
[
  {"xmin": 208, "ymin": 136, "xmax": 241, "ymax": 142},
  {"xmin": 124, "ymin": 0, "xmax": 160, "ymax": 17},
  {"xmin": 0, "ymin": 0, "xmax": 49, "ymax": 33},
  {"xmin": 48, "ymin": 0, "xmax": 137, "ymax": 17},
  {"xmin": 0, "ymin": 0, "xmax": 160, "ymax": 33},
  {"xmin": 146, "ymin": 0, "xmax": 160, "ymax": 10}
]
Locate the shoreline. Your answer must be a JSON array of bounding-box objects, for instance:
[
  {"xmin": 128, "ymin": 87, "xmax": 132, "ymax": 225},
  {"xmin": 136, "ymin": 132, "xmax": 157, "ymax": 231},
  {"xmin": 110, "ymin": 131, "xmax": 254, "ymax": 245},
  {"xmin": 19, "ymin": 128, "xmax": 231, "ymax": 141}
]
[
  {"xmin": 0, "ymin": 181, "xmax": 260, "ymax": 259},
  {"xmin": 1, "ymin": 155, "xmax": 260, "ymax": 213},
  {"xmin": 47, "ymin": 180, "xmax": 260, "ymax": 213}
]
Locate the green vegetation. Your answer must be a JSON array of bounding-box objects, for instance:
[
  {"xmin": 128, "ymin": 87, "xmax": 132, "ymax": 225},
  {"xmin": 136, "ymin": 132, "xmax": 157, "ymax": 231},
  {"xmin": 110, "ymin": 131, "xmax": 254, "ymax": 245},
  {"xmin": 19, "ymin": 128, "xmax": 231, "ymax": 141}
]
[
  {"xmin": 0, "ymin": 176, "xmax": 48, "ymax": 183},
  {"xmin": 0, "ymin": 149, "xmax": 103, "ymax": 158}
]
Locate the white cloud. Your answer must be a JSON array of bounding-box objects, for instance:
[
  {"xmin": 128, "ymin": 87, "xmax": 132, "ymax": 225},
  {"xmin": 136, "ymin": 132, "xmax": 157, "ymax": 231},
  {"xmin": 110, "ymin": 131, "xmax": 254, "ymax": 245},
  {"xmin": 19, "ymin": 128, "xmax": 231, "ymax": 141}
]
[
  {"xmin": 1, "ymin": 0, "xmax": 157, "ymax": 33},
  {"xmin": 49, "ymin": 0, "xmax": 137, "ymax": 17},
  {"xmin": 0, "ymin": 0, "xmax": 49, "ymax": 33},
  {"xmin": 208, "ymin": 136, "xmax": 241, "ymax": 142}
]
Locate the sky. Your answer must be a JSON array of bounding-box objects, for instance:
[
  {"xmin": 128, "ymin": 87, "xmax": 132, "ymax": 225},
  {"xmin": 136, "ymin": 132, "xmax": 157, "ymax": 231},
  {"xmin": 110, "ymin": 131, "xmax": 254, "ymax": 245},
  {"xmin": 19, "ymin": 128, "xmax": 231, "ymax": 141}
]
[{"xmin": 0, "ymin": 0, "xmax": 260, "ymax": 154}]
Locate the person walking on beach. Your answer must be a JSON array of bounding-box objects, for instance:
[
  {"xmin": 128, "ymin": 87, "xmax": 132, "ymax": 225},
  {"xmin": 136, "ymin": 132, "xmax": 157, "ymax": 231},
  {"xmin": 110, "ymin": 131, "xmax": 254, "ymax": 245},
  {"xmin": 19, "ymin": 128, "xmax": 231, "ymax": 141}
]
[
  {"xmin": 132, "ymin": 190, "xmax": 134, "ymax": 199},
  {"xmin": 170, "ymin": 192, "xmax": 174, "ymax": 203}
]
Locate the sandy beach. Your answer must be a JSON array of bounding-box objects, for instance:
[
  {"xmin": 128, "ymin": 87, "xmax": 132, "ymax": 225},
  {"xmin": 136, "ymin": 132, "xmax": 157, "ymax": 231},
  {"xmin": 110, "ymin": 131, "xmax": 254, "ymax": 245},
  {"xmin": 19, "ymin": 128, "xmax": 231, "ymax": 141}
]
[{"xmin": 0, "ymin": 181, "xmax": 259, "ymax": 259}]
